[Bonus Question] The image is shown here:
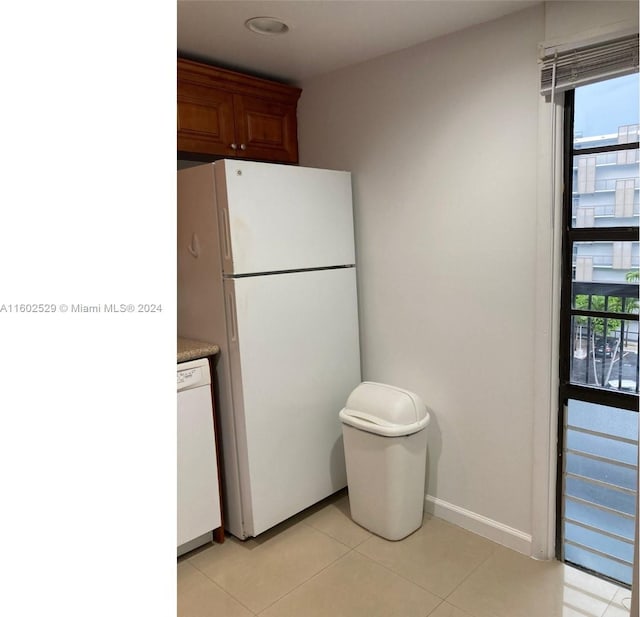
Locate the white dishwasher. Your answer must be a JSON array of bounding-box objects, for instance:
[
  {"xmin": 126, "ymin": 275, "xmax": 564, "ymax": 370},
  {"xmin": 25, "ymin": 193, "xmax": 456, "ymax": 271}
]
[{"xmin": 177, "ymin": 357, "xmax": 221, "ymax": 556}]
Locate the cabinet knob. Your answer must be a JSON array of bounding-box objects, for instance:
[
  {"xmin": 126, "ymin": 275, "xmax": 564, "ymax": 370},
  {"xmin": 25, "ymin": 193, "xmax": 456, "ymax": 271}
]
[
  {"xmin": 240, "ymin": 144, "xmax": 247, "ymax": 151},
  {"xmin": 230, "ymin": 143, "xmax": 238, "ymax": 150}
]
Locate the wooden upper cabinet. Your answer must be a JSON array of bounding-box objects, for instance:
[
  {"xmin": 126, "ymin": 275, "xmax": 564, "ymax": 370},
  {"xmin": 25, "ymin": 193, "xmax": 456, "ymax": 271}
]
[
  {"xmin": 177, "ymin": 58, "xmax": 302, "ymax": 164},
  {"xmin": 177, "ymin": 80, "xmax": 236, "ymax": 156}
]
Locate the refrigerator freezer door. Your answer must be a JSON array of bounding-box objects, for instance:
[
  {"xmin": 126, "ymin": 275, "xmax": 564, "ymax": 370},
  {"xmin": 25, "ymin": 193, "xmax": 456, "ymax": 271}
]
[
  {"xmin": 224, "ymin": 267, "xmax": 361, "ymax": 537},
  {"xmin": 215, "ymin": 160, "xmax": 356, "ymax": 275}
]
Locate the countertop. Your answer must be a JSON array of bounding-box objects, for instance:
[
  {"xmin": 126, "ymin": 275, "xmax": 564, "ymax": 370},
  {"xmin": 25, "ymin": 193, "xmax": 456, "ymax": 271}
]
[{"xmin": 177, "ymin": 337, "xmax": 220, "ymax": 363}]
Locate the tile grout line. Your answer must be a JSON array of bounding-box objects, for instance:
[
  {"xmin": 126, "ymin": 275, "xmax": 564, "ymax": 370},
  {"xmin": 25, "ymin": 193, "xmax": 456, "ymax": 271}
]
[
  {"xmin": 424, "ymin": 598, "xmax": 481, "ymax": 617},
  {"xmin": 298, "ymin": 512, "xmax": 456, "ymax": 613},
  {"xmin": 440, "ymin": 542, "xmax": 498, "ymax": 605},
  {"xmin": 301, "ymin": 517, "xmax": 373, "ymax": 550},
  {"xmin": 183, "ymin": 513, "xmax": 358, "ymax": 616},
  {"xmin": 186, "ymin": 554, "xmax": 260, "ymax": 616},
  {"xmin": 349, "ymin": 527, "xmax": 501, "ymax": 608},
  {"xmin": 424, "ymin": 598, "xmax": 447, "ymax": 617},
  {"xmin": 351, "ymin": 544, "xmax": 451, "ymax": 604},
  {"xmin": 419, "ymin": 515, "xmax": 508, "ymax": 606},
  {"xmin": 254, "ymin": 547, "xmax": 357, "ymax": 615},
  {"xmin": 183, "ymin": 506, "xmax": 495, "ymax": 616}
]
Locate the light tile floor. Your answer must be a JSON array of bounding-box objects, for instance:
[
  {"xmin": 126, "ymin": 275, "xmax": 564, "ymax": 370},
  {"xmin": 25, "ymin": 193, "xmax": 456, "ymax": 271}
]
[{"xmin": 177, "ymin": 490, "xmax": 632, "ymax": 617}]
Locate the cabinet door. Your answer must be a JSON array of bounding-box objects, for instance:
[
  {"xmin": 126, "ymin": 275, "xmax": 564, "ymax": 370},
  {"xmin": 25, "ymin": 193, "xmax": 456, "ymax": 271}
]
[
  {"xmin": 233, "ymin": 94, "xmax": 298, "ymax": 163},
  {"xmin": 177, "ymin": 82, "xmax": 236, "ymax": 156}
]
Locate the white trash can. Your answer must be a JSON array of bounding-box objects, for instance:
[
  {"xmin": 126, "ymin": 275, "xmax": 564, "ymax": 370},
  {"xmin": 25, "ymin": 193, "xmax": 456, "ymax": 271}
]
[{"xmin": 339, "ymin": 381, "xmax": 430, "ymax": 541}]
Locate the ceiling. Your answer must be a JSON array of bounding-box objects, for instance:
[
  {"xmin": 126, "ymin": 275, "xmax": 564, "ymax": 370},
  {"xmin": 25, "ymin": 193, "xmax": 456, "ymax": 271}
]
[{"xmin": 177, "ymin": 0, "xmax": 541, "ymax": 85}]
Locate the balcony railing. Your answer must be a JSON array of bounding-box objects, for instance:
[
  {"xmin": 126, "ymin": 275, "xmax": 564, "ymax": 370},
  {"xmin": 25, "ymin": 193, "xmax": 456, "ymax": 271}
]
[
  {"xmin": 572, "ymin": 151, "xmax": 640, "ymax": 166},
  {"xmin": 572, "ymin": 203, "xmax": 640, "ymax": 219},
  {"xmin": 582, "ymin": 255, "xmax": 640, "ymax": 267},
  {"xmin": 572, "ymin": 177, "xmax": 640, "ymax": 193},
  {"xmin": 570, "ymin": 281, "xmax": 639, "ymax": 395}
]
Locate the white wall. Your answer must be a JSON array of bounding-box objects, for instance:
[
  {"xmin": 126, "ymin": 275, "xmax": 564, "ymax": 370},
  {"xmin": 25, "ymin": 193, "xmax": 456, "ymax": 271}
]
[
  {"xmin": 299, "ymin": 4, "xmax": 544, "ymax": 549},
  {"xmin": 544, "ymin": 0, "xmax": 638, "ymax": 40},
  {"xmin": 297, "ymin": 0, "xmax": 638, "ymax": 555}
]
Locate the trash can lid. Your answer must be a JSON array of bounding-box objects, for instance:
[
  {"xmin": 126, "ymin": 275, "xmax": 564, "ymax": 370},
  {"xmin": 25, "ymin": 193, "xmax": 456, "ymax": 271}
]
[{"xmin": 339, "ymin": 381, "xmax": 430, "ymax": 437}]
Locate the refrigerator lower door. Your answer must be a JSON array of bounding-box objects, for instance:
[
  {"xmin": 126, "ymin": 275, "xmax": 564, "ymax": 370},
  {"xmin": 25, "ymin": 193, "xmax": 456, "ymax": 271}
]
[{"xmin": 224, "ymin": 267, "xmax": 361, "ymax": 537}]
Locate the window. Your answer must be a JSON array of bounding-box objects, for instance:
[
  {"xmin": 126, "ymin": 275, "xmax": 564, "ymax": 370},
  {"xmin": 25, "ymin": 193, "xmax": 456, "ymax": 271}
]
[
  {"xmin": 558, "ymin": 73, "xmax": 639, "ymax": 587},
  {"xmin": 577, "ymin": 156, "xmax": 596, "ymax": 193},
  {"xmin": 615, "ymin": 179, "xmax": 636, "ymax": 217}
]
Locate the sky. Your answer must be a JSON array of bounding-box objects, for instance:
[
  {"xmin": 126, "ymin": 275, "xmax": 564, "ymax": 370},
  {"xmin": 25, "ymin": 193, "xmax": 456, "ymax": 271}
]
[{"xmin": 574, "ymin": 72, "xmax": 639, "ymax": 139}]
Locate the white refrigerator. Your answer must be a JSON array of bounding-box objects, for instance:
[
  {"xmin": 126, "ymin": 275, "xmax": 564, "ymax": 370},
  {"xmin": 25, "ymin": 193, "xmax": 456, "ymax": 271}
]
[{"xmin": 177, "ymin": 159, "xmax": 361, "ymax": 539}]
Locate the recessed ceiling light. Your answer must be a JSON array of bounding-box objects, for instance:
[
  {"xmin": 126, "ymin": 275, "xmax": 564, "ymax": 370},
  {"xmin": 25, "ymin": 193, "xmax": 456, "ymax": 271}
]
[{"xmin": 245, "ymin": 16, "xmax": 290, "ymax": 36}]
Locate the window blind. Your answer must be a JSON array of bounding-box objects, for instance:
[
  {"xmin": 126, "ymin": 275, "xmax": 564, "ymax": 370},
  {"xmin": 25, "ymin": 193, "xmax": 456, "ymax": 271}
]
[{"xmin": 540, "ymin": 33, "xmax": 639, "ymax": 95}]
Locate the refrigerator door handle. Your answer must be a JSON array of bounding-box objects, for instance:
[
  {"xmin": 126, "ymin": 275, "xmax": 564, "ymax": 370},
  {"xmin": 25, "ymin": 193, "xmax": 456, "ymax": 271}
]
[
  {"xmin": 187, "ymin": 233, "xmax": 200, "ymax": 258},
  {"xmin": 221, "ymin": 208, "xmax": 232, "ymax": 262},
  {"xmin": 227, "ymin": 290, "xmax": 238, "ymax": 342}
]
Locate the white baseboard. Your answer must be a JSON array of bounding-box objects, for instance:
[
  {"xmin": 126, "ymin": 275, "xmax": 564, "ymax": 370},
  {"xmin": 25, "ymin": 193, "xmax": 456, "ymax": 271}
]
[{"xmin": 425, "ymin": 495, "xmax": 532, "ymax": 556}]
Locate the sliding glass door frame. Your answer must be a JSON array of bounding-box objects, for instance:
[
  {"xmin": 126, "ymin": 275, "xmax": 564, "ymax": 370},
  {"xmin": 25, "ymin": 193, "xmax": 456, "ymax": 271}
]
[{"xmin": 556, "ymin": 87, "xmax": 639, "ymax": 585}]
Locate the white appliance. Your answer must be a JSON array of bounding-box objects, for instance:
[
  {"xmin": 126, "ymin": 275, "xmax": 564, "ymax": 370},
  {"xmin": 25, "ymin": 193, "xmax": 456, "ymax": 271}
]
[
  {"xmin": 177, "ymin": 357, "xmax": 221, "ymax": 555},
  {"xmin": 177, "ymin": 160, "xmax": 361, "ymax": 539}
]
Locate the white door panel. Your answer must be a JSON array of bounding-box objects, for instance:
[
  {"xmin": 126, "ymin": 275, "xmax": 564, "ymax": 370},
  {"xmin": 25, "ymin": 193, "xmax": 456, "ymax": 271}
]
[
  {"xmin": 216, "ymin": 160, "xmax": 355, "ymax": 275},
  {"xmin": 226, "ymin": 267, "xmax": 361, "ymax": 536}
]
